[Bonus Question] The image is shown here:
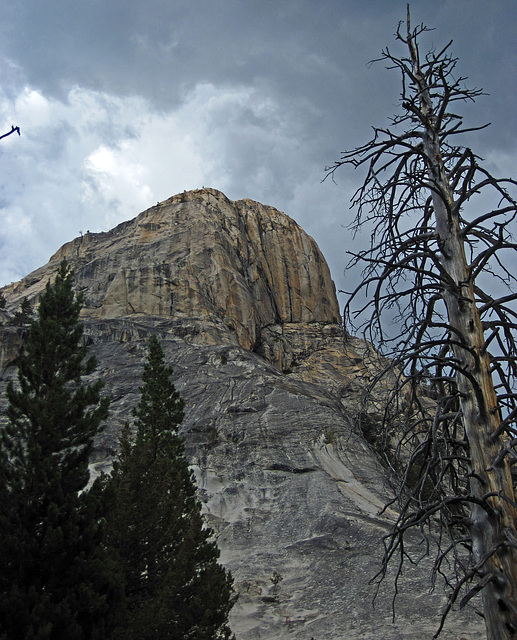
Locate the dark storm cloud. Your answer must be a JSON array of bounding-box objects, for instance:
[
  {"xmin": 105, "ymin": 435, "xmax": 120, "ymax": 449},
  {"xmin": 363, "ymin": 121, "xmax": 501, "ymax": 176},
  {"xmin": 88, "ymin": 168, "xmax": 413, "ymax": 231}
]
[
  {"xmin": 0, "ymin": 0, "xmax": 515, "ymax": 288},
  {"xmin": 2, "ymin": 1, "xmax": 513, "ymax": 151}
]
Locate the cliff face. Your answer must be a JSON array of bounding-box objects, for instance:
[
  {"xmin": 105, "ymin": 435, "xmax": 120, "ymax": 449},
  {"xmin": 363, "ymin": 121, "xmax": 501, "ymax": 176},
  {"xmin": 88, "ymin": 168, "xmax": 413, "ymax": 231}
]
[
  {"xmin": 0, "ymin": 189, "xmax": 483, "ymax": 640},
  {"xmin": 4, "ymin": 188, "xmax": 339, "ymax": 353}
]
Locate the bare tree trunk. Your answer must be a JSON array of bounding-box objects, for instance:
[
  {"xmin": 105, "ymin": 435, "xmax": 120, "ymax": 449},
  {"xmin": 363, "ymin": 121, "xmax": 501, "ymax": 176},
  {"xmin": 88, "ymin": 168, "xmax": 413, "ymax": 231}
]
[
  {"xmin": 409, "ymin": 16, "xmax": 517, "ymax": 638},
  {"xmin": 327, "ymin": 6, "xmax": 517, "ymax": 634},
  {"xmin": 431, "ymin": 154, "xmax": 517, "ymax": 639}
]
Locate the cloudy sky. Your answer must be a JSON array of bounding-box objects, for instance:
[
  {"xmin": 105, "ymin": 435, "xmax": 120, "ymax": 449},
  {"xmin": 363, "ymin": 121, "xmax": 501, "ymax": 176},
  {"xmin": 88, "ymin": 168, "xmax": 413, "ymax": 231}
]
[{"xmin": 0, "ymin": 1, "xmax": 515, "ymax": 304}]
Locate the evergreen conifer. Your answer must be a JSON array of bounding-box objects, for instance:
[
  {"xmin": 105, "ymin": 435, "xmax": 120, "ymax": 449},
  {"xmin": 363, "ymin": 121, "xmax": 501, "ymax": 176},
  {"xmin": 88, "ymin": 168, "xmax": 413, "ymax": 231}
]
[
  {"xmin": 10, "ymin": 297, "xmax": 33, "ymax": 325},
  {"xmin": 0, "ymin": 260, "xmax": 121, "ymax": 640},
  {"xmin": 105, "ymin": 334, "xmax": 235, "ymax": 640}
]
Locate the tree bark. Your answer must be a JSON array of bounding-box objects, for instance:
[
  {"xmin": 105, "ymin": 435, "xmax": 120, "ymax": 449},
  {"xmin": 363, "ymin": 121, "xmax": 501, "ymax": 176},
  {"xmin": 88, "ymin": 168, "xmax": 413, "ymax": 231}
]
[{"xmin": 409, "ymin": 21, "xmax": 517, "ymax": 639}]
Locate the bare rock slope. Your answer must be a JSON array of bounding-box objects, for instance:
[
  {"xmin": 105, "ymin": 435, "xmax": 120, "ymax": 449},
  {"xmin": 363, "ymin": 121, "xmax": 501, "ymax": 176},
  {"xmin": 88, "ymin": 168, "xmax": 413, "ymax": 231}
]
[{"xmin": 0, "ymin": 189, "xmax": 483, "ymax": 639}]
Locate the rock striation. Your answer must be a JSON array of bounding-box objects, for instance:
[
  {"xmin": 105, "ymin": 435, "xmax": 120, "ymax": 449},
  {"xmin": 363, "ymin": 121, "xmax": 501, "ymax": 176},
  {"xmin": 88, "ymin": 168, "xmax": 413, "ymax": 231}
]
[
  {"xmin": 0, "ymin": 189, "xmax": 484, "ymax": 639},
  {"xmin": 3, "ymin": 188, "xmax": 339, "ymax": 352}
]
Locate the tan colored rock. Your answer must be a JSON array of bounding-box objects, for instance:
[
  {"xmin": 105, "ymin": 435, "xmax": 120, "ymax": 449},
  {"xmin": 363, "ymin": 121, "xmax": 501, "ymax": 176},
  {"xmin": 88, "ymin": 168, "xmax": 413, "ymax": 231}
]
[{"xmin": 2, "ymin": 188, "xmax": 340, "ymax": 351}]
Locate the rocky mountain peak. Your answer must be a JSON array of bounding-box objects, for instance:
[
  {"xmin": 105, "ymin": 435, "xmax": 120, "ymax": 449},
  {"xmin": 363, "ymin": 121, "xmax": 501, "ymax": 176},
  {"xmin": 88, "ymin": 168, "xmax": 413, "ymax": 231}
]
[
  {"xmin": 0, "ymin": 190, "xmax": 483, "ymax": 639},
  {"xmin": 4, "ymin": 187, "xmax": 340, "ymax": 354}
]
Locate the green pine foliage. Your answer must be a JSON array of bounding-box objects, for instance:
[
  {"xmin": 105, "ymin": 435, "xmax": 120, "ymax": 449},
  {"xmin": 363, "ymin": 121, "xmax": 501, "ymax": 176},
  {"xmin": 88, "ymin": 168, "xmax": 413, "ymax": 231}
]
[
  {"xmin": 0, "ymin": 260, "xmax": 121, "ymax": 640},
  {"xmin": 105, "ymin": 334, "xmax": 235, "ymax": 640},
  {"xmin": 10, "ymin": 297, "xmax": 33, "ymax": 325}
]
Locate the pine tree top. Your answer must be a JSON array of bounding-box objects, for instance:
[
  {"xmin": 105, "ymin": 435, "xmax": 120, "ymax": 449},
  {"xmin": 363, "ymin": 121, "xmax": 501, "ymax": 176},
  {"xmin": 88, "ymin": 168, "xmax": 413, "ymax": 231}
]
[{"xmin": 133, "ymin": 334, "xmax": 185, "ymax": 454}]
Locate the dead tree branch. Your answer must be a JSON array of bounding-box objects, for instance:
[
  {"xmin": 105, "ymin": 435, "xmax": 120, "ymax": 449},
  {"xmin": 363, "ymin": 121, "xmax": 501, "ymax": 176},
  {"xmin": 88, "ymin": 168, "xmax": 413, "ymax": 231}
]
[{"xmin": 326, "ymin": 6, "xmax": 517, "ymax": 639}]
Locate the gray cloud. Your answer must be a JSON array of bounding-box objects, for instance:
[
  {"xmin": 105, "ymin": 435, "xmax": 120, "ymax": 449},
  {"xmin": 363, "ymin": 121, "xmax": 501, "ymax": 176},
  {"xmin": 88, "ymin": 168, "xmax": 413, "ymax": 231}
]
[{"xmin": 0, "ymin": 0, "xmax": 515, "ymax": 298}]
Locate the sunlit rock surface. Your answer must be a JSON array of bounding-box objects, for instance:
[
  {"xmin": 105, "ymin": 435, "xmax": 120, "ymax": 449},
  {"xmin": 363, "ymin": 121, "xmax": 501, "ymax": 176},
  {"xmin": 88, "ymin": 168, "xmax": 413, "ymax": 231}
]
[
  {"xmin": 3, "ymin": 188, "xmax": 339, "ymax": 350},
  {"xmin": 0, "ymin": 189, "xmax": 483, "ymax": 639}
]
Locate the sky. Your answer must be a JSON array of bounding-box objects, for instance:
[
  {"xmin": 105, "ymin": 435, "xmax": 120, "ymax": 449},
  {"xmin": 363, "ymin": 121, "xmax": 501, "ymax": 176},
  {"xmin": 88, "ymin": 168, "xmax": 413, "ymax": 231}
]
[{"xmin": 0, "ymin": 1, "xmax": 516, "ymax": 308}]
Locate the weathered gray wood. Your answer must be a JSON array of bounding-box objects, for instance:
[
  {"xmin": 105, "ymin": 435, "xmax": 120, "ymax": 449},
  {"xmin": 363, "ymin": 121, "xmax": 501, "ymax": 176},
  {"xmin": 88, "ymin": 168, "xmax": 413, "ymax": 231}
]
[
  {"xmin": 325, "ymin": 6, "xmax": 517, "ymax": 636},
  {"xmin": 408, "ymin": 11, "xmax": 517, "ymax": 638}
]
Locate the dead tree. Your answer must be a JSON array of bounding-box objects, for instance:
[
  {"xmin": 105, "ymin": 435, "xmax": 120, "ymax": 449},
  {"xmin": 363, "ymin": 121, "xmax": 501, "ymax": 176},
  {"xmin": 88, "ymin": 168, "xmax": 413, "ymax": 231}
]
[
  {"xmin": 0, "ymin": 125, "xmax": 20, "ymax": 141},
  {"xmin": 326, "ymin": 7, "xmax": 517, "ymax": 639}
]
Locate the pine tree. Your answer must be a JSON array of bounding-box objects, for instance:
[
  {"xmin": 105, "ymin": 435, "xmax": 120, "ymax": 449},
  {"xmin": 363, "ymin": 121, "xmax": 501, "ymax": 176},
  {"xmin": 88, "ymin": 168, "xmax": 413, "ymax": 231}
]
[
  {"xmin": 10, "ymin": 297, "xmax": 33, "ymax": 325},
  {"xmin": 105, "ymin": 334, "xmax": 235, "ymax": 640},
  {"xmin": 0, "ymin": 260, "xmax": 121, "ymax": 640}
]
